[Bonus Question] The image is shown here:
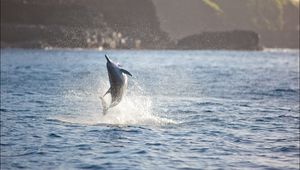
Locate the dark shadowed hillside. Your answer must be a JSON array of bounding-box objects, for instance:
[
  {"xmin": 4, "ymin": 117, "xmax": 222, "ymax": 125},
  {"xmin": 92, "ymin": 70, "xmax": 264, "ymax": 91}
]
[{"xmin": 1, "ymin": 0, "xmax": 171, "ymax": 49}]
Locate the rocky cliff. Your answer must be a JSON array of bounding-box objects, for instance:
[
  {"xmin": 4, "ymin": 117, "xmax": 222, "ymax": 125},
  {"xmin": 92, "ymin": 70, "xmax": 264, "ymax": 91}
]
[
  {"xmin": 1, "ymin": 0, "xmax": 171, "ymax": 49},
  {"xmin": 153, "ymin": 0, "xmax": 299, "ymax": 49}
]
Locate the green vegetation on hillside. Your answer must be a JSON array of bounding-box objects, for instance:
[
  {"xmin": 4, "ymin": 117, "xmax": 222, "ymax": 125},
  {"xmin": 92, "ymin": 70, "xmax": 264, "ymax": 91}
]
[
  {"xmin": 202, "ymin": 0, "xmax": 223, "ymax": 14},
  {"xmin": 203, "ymin": 0, "xmax": 299, "ymax": 31}
]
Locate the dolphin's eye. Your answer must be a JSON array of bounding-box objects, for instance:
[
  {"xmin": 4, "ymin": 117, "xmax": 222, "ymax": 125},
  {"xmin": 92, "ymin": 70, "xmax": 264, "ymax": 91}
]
[{"xmin": 117, "ymin": 63, "xmax": 122, "ymax": 67}]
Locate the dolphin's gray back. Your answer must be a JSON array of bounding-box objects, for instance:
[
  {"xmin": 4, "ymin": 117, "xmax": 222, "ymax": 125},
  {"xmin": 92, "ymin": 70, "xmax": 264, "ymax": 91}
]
[
  {"xmin": 106, "ymin": 62, "xmax": 127, "ymax": 108},
  {"xmin": 109, "ymin": 74, "xmax": 127, "ymax": 108}
]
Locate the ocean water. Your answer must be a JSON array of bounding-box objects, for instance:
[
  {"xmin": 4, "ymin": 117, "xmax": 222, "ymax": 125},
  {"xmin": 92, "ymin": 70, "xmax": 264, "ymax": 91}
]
[{"xmin": 0, "ymin": 49, "xmax": 299, "ymax": 170}]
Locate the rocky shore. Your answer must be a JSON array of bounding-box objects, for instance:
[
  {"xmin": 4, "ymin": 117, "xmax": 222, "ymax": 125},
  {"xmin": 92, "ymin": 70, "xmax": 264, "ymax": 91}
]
[{"xmin": 176, "ymin": 30, "xmax": 261, "ymax": 50}]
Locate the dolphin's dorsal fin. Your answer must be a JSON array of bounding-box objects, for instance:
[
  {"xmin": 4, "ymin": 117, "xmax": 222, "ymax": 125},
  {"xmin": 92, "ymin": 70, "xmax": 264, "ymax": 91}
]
[
  {"xmin": 120, "ymin": 69, "xmax": 132, "ymax": 76},
  {"xmin": 103, "ymin": 88, "xmax": 111, "ymax": 97}
]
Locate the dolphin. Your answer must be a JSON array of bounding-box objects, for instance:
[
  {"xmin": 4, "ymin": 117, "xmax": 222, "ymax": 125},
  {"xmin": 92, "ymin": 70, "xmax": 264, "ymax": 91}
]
[{"xmin": 100, "ymin": 55, "xmax": 132, "ymax": 115}]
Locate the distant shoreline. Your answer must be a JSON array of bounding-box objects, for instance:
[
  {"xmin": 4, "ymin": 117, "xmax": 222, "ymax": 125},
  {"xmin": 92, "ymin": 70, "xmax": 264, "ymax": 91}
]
[
  {"xmin": 1, "ymin": 30, "xmax": 263, "ymax": 51},
  {"xmin": 1, "ymin": 47, "xmax": 299, "ymax": 53}
]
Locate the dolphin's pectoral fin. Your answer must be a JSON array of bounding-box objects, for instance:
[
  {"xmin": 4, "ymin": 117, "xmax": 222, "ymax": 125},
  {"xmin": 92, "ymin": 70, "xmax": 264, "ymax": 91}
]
[
  {"xmin": 103, "ymin": 88, "xmax": 111, "ymax": 97},
  {"xmin": 120, "ymin": 69, "xmax": 132, "ymax": 77}
]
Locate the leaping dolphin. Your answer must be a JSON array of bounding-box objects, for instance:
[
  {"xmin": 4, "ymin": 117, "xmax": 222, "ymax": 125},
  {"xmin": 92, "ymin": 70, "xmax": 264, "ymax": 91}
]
[{"xmin": 100, "ymin": 55, "xmax": 132, "ymax": 115}]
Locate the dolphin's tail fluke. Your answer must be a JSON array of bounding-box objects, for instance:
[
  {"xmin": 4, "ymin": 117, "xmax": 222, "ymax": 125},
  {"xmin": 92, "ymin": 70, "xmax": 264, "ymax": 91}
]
[{"xmin": 100, "ymin": 96, "xmax": 108, "ymax": 115}]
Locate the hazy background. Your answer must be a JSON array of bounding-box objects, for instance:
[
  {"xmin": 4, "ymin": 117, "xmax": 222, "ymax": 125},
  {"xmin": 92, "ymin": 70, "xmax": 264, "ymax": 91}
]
[{"xmin": 1, "ymin": 0, "xmax": 299, "ymax": 50}]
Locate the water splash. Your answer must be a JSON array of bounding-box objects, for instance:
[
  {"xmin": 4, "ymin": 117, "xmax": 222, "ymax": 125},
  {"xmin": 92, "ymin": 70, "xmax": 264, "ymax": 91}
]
[
  {"xmin": 98, "ymin": 94, "xmax": 174, "ymax": 125},
  {"xmin": 54, "ymin": 78, "xmax": 175, "ymax": 126}
]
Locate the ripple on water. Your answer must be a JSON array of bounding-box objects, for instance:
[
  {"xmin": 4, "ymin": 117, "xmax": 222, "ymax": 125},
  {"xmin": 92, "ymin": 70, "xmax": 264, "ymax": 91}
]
[
  {"xmin": 75, "ymin": 144, "xmax": 92, "ymax": 151},
  {"xmin": 48, "ymin": 133, "xmax": 62, "ymax": 138},
  {"xmin": 77, "ymin": 164, "xmax": 106, "ymax": 169}
]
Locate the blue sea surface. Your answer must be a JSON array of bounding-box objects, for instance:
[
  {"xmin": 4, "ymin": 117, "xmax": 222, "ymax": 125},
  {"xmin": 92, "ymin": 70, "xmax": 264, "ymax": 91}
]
[{"xmin": 1, "ymin": 49, "xmax": 299, "ymax": 169}]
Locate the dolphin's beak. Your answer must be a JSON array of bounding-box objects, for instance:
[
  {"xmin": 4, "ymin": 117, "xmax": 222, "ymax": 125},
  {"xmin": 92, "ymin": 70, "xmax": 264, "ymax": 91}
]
[{"xmin": 105, "ymin": 55, "xmax": 111, "ymax": 63}]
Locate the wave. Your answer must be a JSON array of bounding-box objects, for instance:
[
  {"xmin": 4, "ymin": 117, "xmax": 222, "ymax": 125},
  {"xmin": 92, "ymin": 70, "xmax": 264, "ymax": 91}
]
[{"xmin": 263, "ymin": 48, "xmax": 299, "ymax": 53}]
